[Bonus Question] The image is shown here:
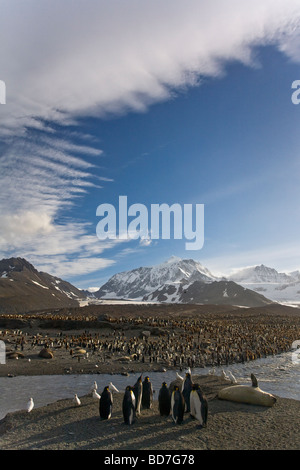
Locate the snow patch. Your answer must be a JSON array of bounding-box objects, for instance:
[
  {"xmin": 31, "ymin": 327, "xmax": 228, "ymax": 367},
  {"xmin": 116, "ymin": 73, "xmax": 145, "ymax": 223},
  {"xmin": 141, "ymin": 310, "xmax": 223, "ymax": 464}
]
[
  {"xmin": 32, "ymin": 280, "xmax": 49, "ymax": 289},
  {"xmin": 223, "ymin": 289, "xmax": 228, "ymax": 298}
]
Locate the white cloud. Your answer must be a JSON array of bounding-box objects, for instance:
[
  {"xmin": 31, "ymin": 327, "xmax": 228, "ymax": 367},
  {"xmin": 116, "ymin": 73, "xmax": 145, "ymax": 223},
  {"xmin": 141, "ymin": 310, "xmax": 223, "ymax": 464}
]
[
  {"xmin": 0, "ymin": 211, "xmax": 54, "ymax": 244},
  {"xmin": 1, "ymin": 1, "xmax": 300, "ymax": 136},
  {"xmin": 0, "ymin": 217, "xmax": 130, "ymax": 278},
  {"xmin": 0, "ymin": 128, "xmax": 117, "ymax": 277},
  {"xmin": 1, "ymin": 1, "xmax": 300, "ymax": 279}
]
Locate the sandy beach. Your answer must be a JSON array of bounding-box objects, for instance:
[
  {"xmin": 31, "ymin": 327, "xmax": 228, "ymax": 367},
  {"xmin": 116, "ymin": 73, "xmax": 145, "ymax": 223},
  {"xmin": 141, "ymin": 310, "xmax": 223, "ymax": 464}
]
[{"xmin": 0, "ymin": 374, "xmax": 299, "ymax": 451}]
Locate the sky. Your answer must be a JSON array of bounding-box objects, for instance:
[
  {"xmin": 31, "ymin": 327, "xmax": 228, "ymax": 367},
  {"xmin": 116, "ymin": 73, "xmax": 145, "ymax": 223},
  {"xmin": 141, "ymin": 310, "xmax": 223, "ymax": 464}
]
[{"xmin": 1, "ymin": 0, "xmax": 300, "ymax": 289}]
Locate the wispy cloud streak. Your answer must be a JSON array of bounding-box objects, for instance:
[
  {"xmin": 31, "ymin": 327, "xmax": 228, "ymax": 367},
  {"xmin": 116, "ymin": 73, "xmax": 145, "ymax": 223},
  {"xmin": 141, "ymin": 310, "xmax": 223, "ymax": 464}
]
[{"xmin": 1, "ymin": 0, "xmax": 300, "ymax": 278}]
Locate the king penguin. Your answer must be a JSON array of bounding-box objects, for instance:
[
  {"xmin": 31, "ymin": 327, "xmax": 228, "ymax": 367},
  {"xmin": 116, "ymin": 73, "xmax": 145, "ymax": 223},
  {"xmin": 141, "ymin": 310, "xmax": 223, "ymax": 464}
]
[
  {"xmin": 190, "ymin": 383, "xmax": 208, "ymax": 428},
  {"xmin": 182, "ymin": 372, "xmax": 193, "ymax": 413},
  {"xmin": 142, "ymin": 376, "xmax": 153, "ymax": 409},
  {"xmin": 122, "ymin": 385, "xmax": 136, "ymax": 425},
  {"xmin": 171, "ymin": 385, "xmax": 185, "ymax": 424},
  {"xmin": 132, "ymin": 374, "xmax": 143, "ymax": 415},
  {"xmin": 99, "ymin": 385, "xmax": 113, "ymax": 420},
  {"xmin": 158, "ymin": 382, "xmax": 171, "ymax": 417}
]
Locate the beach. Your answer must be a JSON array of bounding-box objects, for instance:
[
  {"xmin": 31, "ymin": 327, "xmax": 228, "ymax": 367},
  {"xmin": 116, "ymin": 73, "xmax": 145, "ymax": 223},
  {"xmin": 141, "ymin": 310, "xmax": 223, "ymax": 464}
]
[
  {"xmin": 0, "ymin": 374, "xmax": 299, "ymax": 450},
  {"xmin": 0, "ymin": 305, "xmax": 299, "ymax": 450}
]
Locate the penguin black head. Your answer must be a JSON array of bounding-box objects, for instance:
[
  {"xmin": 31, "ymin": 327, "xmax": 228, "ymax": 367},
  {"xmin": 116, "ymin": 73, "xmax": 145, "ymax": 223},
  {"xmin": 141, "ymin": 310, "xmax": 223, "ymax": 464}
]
[
  {"xmin": 145, "ymin": 376, "xmax": 150, "ymax": 381},
  {"xmin": 125, "ymin": 385, "xmax": 132, "ymax": 391},
  {"xmin": 162, "ymin": 381, "xmax": 167, "ymax": 387},
  {"xmin": 104, "ymin": 385, "xmax": 109, "ymax": 391},
  {"xmin": 174, "ymin": 385, "xmax": 179, "ymax": 391}
]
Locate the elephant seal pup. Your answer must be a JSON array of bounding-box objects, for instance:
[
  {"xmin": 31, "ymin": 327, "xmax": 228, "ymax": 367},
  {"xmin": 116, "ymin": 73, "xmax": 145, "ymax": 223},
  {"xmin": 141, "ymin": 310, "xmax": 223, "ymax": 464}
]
[{"xmin": 218, "ymin": 373, "xmax": 277, "ymax": 407}]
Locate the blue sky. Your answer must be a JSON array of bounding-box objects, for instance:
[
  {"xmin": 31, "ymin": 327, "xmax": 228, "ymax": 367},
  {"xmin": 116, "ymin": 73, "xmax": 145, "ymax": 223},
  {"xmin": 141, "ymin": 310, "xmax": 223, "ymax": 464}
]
[{"xmin": 1, "ymin": 1, "xmax": 300, "ymax": 289}]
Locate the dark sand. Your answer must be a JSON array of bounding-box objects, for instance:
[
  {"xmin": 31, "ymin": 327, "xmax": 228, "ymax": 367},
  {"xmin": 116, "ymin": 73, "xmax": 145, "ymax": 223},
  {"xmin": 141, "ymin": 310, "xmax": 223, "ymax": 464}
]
[
  {"xmin": 0, "ymin": 325, "xmax": 170, "ymax": 377},
  {"xmin": 0, "ymin": 374, "xmax": 299, "ymax": 450}
]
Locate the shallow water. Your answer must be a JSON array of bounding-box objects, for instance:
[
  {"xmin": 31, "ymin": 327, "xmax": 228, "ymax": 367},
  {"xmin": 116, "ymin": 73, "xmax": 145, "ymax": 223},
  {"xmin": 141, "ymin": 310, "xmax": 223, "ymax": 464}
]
[{"xmin": 0, "ymin": 351, "xmax": 299, "ymax": 420}]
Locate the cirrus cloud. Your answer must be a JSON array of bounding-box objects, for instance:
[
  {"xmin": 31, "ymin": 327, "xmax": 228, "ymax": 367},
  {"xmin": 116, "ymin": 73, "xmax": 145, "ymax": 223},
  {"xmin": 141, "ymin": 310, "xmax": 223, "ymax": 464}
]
[
  {"xmin": 1, "ymin": 0, "xmax": 300, "ymax": 135},
  {"xmin": 1, "ymin": 0, "xmax": 300, "ymax": 280}
]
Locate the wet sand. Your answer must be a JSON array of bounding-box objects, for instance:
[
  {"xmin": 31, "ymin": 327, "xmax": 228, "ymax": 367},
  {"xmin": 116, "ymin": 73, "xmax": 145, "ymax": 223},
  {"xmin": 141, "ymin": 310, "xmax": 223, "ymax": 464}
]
[{"xmin": 0, "ymin": 374, "xmax": 299, "ymax": 450}]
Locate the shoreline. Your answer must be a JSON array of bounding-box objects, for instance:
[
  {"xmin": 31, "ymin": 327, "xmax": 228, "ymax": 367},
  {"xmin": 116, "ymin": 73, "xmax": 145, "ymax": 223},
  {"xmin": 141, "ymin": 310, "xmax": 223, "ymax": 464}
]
[
  {"xmin": 1, "ymin": 307, "xmax": 299, "ymax": 449},
  {"xmin": 0, "ymin": 374, "xmax": 299, "ymax": 450}
]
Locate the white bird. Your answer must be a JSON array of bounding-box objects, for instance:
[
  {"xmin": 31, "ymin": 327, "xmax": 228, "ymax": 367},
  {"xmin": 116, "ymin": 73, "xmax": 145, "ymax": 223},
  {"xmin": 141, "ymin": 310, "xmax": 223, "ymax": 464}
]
[
  {"xmin": 221, "ymin": 369, "xmax": 230, "ymax": 381},
  {"xmin": 109, "ymin": 382, "xmax": 119, "ymax": 392},
  {"xmin": 91, "ymin": 381, "xmax": 98, "ymax": 392},
  {"xmin": 27, "ymin": 397, "xmax": 34, "ymax": 413},
  {"xmin": 208, "ymin": 368, "xmax": 215, "ymax": 375},
  {"xmin": 228, "ymin": 371, "xmax": 237, "ymax": 384},
  {"xmin": 92, "ymin": 389, "xmax": 101, "ymax": 400},
  {"xmin": 176, "ymin": 372, "xmax": 184, "ymax": 381},
  {"xmin": 74, "ymin": 394, "xmax": 81, "ymax": 406}
]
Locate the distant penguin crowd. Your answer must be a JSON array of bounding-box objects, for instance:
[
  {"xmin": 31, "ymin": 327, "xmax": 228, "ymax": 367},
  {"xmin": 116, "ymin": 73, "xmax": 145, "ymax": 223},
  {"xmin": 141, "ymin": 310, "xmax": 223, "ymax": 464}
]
[{"xmin": 4, "ymin": 309, "xmax": 299, "ymax": 374}]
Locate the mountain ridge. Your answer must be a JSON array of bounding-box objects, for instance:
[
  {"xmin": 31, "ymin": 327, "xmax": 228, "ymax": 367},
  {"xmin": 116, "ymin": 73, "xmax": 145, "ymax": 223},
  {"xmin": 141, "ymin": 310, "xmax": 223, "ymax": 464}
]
[
  {"xmin": 0, "ymin": 257, "xmax": 85, "ymax": 314},
  {"xmin": 94, "ymin": 256, "xmax": 219, "ymax": 300},
  {"xmin": 1, "ymin": 256, "xmax": 299, "ymax": 314},
  {"xmin": 227, "ymin": 263, "xmax": 300, "ymax": 305},
  {"xmin": 92, "ymin": 256, "xmax": 273, "ymax": 307}
]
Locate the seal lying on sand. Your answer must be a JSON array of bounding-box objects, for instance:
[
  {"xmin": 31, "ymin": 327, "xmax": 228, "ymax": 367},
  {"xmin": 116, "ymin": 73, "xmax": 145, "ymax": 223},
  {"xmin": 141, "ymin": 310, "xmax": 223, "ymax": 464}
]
[
  {"xmin": 218, "ymin": 374, "xmax": 277, "ymax": 407},
  {"xmin": 38, "ymin": 348, "xmax": 53, "ymax": 359}
]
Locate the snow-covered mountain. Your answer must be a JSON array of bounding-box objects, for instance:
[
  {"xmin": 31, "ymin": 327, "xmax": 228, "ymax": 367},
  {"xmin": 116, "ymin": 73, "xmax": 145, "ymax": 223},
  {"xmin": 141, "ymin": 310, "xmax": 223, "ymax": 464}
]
[
  {"xmin": 0, "ymin": 257, "xmax": 86, "ymax": 314},
  {"xmin": 228, "ymin": 264, "xmax": 300, "ymax": 305},
  {"xmin": 94, "ymin": 256, "xmax": 218, "ymax": 300},
  {"xmin": 229, "ymin": 264, "xmax": 292, "ymax": 284},
  {"xmin": 142, "ymin": 279, "xmax": 273, "ymax": 307},
  {"xmin": 93, "ymin": 256, "xmax": 272, "ymax": 307}
]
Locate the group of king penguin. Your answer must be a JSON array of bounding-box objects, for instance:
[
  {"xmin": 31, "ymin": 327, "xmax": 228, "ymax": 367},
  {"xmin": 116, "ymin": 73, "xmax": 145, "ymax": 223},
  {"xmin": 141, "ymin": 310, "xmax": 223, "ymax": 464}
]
[
  {"xmin": 170, "ymin": 372, "xmax": 208, "ymax": 428},
  {"xmin": 98, "ymin": 371, "xmax": 208, "ymax": 428},
  {"xmin": 122, "ymin": 374, "xmax": 153, "ymax": 425}
]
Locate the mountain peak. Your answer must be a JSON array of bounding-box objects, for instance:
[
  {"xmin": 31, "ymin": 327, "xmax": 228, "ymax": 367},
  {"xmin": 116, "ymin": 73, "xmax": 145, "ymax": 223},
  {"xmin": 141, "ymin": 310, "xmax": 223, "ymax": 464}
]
[
  {"xmin": 95, "ymin": 256, "xmax": 218, "ymax": 300},
  {"xmin": 229, "ymin": 264, "xmax": 293, "ymax": 284},
  {"xmin": 0, "ymin": 257, "xmax": 37, "ymax": 274},
  {"xmin": 0, "ymin": 256, "xmax": 85, "ymax": 314}
]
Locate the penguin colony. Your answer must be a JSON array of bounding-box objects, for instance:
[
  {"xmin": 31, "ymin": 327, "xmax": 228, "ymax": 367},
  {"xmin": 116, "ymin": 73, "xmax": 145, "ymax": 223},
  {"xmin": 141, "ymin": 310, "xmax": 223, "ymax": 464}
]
[
  {"xmin": 3, "ymin": 309, "xmax": 299, "ymax": 374},
  {"xmin": 97, "ymin": 372, "xmax": 208, "ymax": 427}
]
